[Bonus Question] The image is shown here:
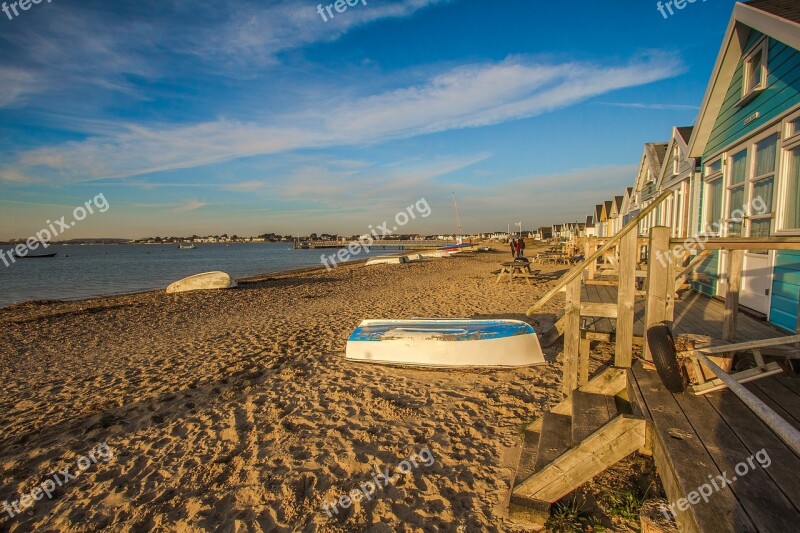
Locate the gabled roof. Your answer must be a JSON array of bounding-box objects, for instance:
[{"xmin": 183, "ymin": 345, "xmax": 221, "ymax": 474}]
[
  {"xmin": 632, "ymin": 142, "xmax": 669, "ymax": 195},
  {"xmin": 657, "ymin": 126, "xmax": 697, "ymax": 189},
  {"xmin": 689, "ymin": 1, "xmax": 800, "ymax": 157},
  {"xmin": 601, "ymin": 200, "xmax": 613, "ymax": 222},
  {"xmin": 586, "ymin": 215, "xmax": 593, "ymax": 226},
  {"xmin": 676, "ymin": 126, "xmax": 694, "ymax": 143},
  {"xmin": 594, "ymin": 204, "xmax": 603, "ymax": 221},
  {"xmin": 746, "ymin": 0, "xmax": 800, "ymax": 24}
]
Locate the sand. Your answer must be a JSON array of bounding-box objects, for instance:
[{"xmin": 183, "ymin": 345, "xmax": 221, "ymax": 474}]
[{"xmin": 0, "ymin": 248, "xmax": 576, "ymax": 532}]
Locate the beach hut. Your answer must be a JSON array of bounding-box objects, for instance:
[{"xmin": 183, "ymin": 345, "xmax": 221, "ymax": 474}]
[
  {"xmin": 686, "ymin": 0, "xmax": 800, "ymax": 328},
  {"xmin": 654, "ymin": 127, "xmax": 699, "ymax": 239},
  {"xmin": 629, "ymin": 142, "xmax": 669, "ymax": 237}
]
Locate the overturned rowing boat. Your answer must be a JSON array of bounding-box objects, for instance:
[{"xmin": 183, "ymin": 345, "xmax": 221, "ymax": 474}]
[
  {"xmin": 365, "ymin": 256, "xmax": 408, "ymax": 266},
  {"xmin": 346, "ymin": 319, "xmax": 545, "ymax": 368}
]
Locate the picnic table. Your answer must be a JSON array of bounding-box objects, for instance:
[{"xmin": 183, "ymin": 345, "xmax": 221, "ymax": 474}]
[{"xmin": 496, "ymin": 261, "xmax": 540, "ymax": 284}]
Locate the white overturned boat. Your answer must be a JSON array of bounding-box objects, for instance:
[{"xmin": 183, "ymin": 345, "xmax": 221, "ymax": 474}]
[
  {"xmin": 166, "ymin": 271, "xmax": 237, "ymax": 294},
  {"xmin": 365, "ymin": 256, "xmax": 408, "ymax": 266},
  {"xmin": 346, "ymin": 319, "xmax": 545, "ymax": 368}
]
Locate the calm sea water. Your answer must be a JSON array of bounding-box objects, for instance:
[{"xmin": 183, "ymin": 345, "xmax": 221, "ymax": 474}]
[{"xmin": 0, "ymin": 242, "xmax": 394, "ymax": 308}]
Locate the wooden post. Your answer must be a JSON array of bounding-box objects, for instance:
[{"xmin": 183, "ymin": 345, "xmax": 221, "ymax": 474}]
[
  {"xmin": 615, "ymin": 228, "xmax": 637, "ymax": 368},
  {"xmin": 723, "ymin": 249, "xmax": 744, "ymax": 342},
  {"xmin": 563, "ymin": 276, "xmax": 581, "ymax": 397},
  {"xmin": 585, "ymin": 240, "xmax": 596, "ymax": 280},
  {"xmin": 579, "ymin": 336, "xmax": 591, "ymax": 386},
  {"xmin": 643, "ymin": 227, "xmax": 672, "ymax": 361}
]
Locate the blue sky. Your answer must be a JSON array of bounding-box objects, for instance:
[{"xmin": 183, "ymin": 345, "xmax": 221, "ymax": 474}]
[{"xmin": 0, "ymin": 0, "xmax": 739, "ymax": 239}]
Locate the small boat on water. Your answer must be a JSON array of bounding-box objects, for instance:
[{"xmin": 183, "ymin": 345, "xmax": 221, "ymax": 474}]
[
  {"xmin": 365, "ymin": 256, "xmax": 408, "ymax": 266},
  {"xmin": 166, "ymin": 271, "xmax": 237, "ymax": 294},
  {"xmin": 346, "ymin": 319, "xmax": 545, "ymax": 367},
  {"xmin": 177, "ymin": 244, "xmax": 196, "ymax": 250},
  {"xmin": 9, "ymin": 250, "xmax": 57, "ymax": 259}
]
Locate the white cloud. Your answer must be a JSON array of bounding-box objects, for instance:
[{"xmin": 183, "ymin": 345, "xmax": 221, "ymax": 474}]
[
  {"xmin": 0, "ymin": 54, "xmax": 683, "ymax": 186},
  {"xmin": 171, "ymin": 199, "xmax": 208, "ymax": 213}
]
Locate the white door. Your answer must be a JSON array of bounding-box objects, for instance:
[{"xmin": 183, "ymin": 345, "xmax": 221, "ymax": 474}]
[{"xmin": 725, "ymin": 135, "xmax": 777, "ymax": 315}]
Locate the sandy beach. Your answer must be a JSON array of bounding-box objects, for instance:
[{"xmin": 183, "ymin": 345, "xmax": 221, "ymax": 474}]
[{"xmin": 0, "ymin": 249, "xmax": 589, "ymax": 531}]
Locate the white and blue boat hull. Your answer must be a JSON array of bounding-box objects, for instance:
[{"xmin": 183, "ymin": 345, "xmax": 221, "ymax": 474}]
[{"xmin": 345, "ymin": 319, "xmax": 545, "ymax": 368}]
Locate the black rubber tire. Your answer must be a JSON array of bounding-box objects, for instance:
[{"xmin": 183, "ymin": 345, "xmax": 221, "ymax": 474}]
[{"xmin": 646, "ymin": 322, "xmax": 686, "ymax": 393}]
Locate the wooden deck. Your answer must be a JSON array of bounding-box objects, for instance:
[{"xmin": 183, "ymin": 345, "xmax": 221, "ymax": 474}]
[
  {"xmin": 629, "ymin": 361, "xmax": 800, "ymax": 532},
  {"xmin": 581, "ymin": 285, "xmax": 786, "ymax": 342},
  {"xmin": 579, "ymin": 286, "xmax": 800, "ymax": 530}
]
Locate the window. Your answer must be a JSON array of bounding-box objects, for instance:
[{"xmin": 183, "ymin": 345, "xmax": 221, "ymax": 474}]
[
  {"xmin": 749, "ymin": 135, "xmax": 777, "ymax": 244},
  {"xmin": 786, "ymin": 117, "xmax": 800, "ymax": 142},
  {"xmin": 706, "ymin": 178, "xmax": 723, "ymax": 232},
  {"xmin": 706, "ymin": 159, "xmax": 722, "ymax": 178},
  {"xmin": 742, "ymin": 39, "xmax": 768, "ymax": 100},
  {"xmin": 726, "ymin": 150, "xmax": 748, "ymax": 236},
  {"xmin": 672, "ymin": 145, "xmax": 680, "ymax": 175},
  {"xmin": 783, "ymin": 146, "xmax": 800, "ymax": 230}
]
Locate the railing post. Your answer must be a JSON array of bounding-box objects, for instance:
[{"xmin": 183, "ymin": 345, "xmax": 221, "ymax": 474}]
[
  {"xmin": 615, "ymin": 228, "xmax": 637, "ymax": 367},
  {"xmin": 562, "ymin": 276, "xmax": 582, "ymax": 397},
  {"xmin": 723, "ymin": 249, "xmax": 744, "ymax": 342},
  {"xmin": 643, "ymin": 227, "xmax": 672, "ymax": 361}
]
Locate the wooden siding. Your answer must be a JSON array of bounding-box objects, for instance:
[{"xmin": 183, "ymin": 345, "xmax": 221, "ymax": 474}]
[
  {"xmin": 771, "ymin": 250, "xmax": 800, "ymax": 332},
  {"xmin": 705, "ymin": 33, "xmax": 800, "ymax": 158}
]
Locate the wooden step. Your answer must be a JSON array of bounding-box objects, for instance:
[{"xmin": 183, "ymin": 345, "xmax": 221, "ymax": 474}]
[
  {"xmin": 512, "ymin": 428, "xmax": 541, "ymax": 488},
  {"xmin": 534, "ymin": 412, "xmax": 573, "ymax": 472},
  {"xmin": 571, "ymin": 390, "xmax": 619, "ymax": 444},
  {"xmin": 513, "ymin": 415, "xmax": 647, "ymax": 504}
]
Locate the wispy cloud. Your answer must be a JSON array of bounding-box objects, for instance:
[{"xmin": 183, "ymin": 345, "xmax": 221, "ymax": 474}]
[
  {"xmin": 0, "ymin": 53, "xmax": 684, "ymax": 185},
  {"xmin": 597, "ymin": 102, "xmax": 699, "ymax": 111},
  {"xmin": 171, "ymin": 199, "xmax": 208, "ymax": 213}
]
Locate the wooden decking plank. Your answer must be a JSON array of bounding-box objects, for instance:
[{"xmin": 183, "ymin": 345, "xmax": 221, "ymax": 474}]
[
  {"xmin": 703, "ymin": 387, "xmax": 800, "ymax": 514},
  {"xmin": 674, "ymin": 392, "xmax": 798, "ymax": 531},
  {"xmin": 630, "ymin": 361, "xmax": 755, "ymax": 532},
  {"xmin": 748, "ymin": 379, "xmax": 800, "ymax": 429},
  {"xmin": 745, "ymin": 380, "xmax": 800, "ymax": 431},
  {"xmin": 774, "ymin": 376, "xmax": 800, "ymax": 398}
]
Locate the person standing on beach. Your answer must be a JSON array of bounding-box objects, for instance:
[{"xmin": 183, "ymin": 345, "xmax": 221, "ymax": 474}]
[
  {"xmin": 518, "ymin": 239, "xmax": 526, "ymax": 258},
  {"xmin": 510, "ymin": 239, "xmax": 516, "ymax": 258}
]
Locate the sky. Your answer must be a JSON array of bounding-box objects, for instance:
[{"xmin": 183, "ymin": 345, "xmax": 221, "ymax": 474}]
[{"xmin": 0, "ymin": 0, "xmax": 741, "ymax": 239}]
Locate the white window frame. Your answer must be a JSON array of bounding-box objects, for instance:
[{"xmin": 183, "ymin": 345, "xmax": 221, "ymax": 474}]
[
  {"xmin": 776, "ymin": 107, "xmax": 800, "ymax": 234},
  {"xmin": 741, "ymin": 38, "xmax": 768, "ymax": 102},
  {"xmin": 703, "ymin": 156, "xmax": 724, "ymax": 235}
]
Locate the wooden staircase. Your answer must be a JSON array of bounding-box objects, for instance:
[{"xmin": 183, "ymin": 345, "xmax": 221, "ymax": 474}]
[{"xmin": 509, "ymin": 367, "xmax": 648, "ymax": 525}]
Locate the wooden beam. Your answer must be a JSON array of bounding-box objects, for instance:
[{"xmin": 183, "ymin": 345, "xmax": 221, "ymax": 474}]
[
  {"xmin": 528, "ymin": 190, "xmax": 672, "ymax": 315},
  {"xmin": 672, "ymin": 237, "xmax": 800, "ymax": 250},
  {"xmin": 513, "ymin": 415, "xmax": 646, "ymax": 502},
  {"xmin": 690, "ymin": 362, "xmax": 784, "ymax": 395},
  {"xmin": 673, "ymin": 249, "xmax": 711, "ymax": 293},
  {"xmin": 643, "ymin": 227, "xmax": 672, "ymax": 361},
  {"xmin": 723, "ymin": 249, "xmax": 744, "ymax": 342},
  {"xmin": 616, "ymin": 228, "xmax": 636, "ymax": 368},
  {"xmin": 678, "ymin": 334, "xmax": 800, "ymax": 356},
  {"xmin": 563, "ymin": 277, "xmax": 581, "ymax": 397},
  {"xmin": 579, "ymin": 302, "xmax": 618, "ymax": 318}
]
